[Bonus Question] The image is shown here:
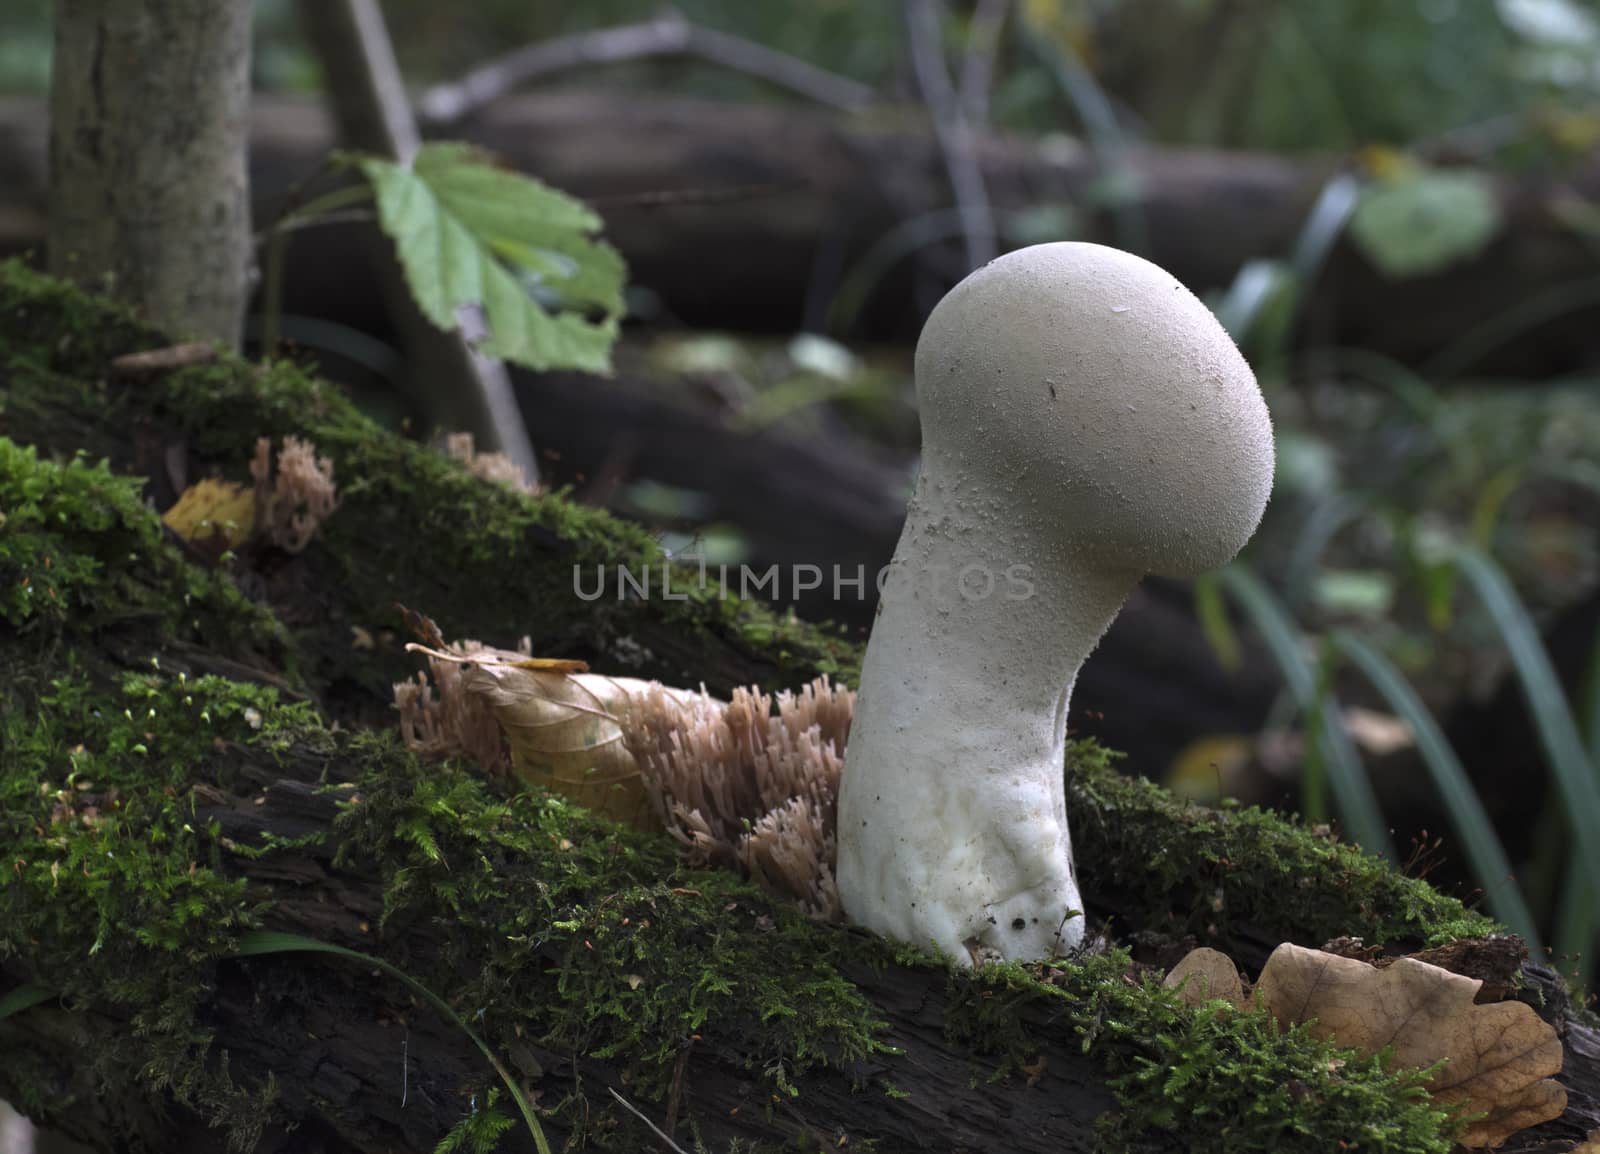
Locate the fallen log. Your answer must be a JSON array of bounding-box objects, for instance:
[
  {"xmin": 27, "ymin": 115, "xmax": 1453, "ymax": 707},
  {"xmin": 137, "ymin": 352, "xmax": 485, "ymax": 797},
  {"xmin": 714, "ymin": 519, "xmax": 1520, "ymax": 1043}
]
[
  {"xmin": 2, "ymin": 90, "xmax": 1598, "ymax": 374},
  {"xmin": 2, "ymin": 261, "xmax": 1598, "ymax": 1153}
]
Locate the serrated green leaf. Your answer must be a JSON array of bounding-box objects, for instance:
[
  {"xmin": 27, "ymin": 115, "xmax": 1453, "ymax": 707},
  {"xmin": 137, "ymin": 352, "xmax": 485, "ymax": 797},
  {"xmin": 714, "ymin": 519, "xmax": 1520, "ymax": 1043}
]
[
  {"xmin": 1349, "ymin": 168, "xmax": 1501, "ymax": 279},
  {"xmin": 359, "ymin": 143, "xmax": 624, "ymax": 374},
  {"xmin": 493, "ymin": 232, "xmax": 627, "ymax": 315}
]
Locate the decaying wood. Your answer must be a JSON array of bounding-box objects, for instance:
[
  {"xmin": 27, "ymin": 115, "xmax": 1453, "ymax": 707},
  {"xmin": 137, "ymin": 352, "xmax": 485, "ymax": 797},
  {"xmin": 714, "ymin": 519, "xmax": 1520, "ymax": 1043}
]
[{"xmin": 0, "ymin": 736, "xmax": 1120, "ymax": 1154}]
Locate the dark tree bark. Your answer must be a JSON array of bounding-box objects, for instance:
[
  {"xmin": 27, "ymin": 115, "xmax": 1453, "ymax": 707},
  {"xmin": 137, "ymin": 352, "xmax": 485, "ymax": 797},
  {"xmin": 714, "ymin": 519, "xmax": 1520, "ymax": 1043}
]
[{"xmin": 47, "ymin": 0, "xmax": 252, "ymax": 347}]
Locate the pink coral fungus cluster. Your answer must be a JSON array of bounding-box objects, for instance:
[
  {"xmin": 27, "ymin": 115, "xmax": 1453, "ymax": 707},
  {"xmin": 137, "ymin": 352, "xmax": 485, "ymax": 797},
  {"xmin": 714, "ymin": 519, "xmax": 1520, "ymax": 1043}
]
[
  {"xmin": 394, "ymin": 637, "xmax": 853, "ymax": 919},
  {"xmin": 249, "ymin": 435, "xmax": 340, "ymax": 553}
]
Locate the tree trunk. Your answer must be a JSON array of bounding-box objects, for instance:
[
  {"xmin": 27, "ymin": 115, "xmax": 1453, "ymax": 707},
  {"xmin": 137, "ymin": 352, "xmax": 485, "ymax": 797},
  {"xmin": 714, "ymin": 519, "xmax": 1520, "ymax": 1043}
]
[{"xmin": 47, "ymin": 0, "xmax": 252, "ymax": 348}]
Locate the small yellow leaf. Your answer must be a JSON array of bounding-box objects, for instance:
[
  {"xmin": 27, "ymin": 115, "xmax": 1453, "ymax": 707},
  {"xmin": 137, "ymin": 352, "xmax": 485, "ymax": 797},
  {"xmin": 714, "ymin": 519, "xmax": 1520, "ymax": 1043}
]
[
  {"xmin": 510, "ymin": 657, "xmax": 590, "ymax": 674},
  {"xmin": 1166, "ymin": 735, "xmax": 1252, "ymax": 803},
  {"xmin": 623, "ymin": 974, "xmax": 643, "ymax": 990},
  {"xmin": 1357, "ymin": 144, "xmax": 1416, "ymax": 181},
  {"xmin": 162, "ymin": 479, "xmax": 255, "ymax": 557}
]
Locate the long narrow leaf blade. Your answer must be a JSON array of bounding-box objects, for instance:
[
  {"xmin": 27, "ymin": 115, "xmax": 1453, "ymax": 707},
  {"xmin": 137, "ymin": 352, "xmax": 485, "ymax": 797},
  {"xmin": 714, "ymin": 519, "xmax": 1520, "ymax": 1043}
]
[
  {"xmin": 235, "ymin": 931, "xmax": 551, "ymax": 1154},
  {"xmin": 1449, "ymin": 542, "xmax": 1600, "ymax": 926},
  {"xmin": 1218, "ymin": 566, "xmax": 1394, "ymax": 859},
  {"xmin": 0, "ymin": 984, "xmax": 52, "ymax": 1021},
  {"xmin": 1332, "ymin": 629, "xmax": 1542, "ymax": 951}
]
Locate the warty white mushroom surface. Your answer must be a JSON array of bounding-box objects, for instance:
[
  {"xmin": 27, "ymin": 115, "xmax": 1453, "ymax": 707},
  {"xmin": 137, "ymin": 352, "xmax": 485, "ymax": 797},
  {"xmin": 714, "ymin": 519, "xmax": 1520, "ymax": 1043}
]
[{"xmin": 835, "ymin": 241, "xmax": 1276, "ymax": 963}]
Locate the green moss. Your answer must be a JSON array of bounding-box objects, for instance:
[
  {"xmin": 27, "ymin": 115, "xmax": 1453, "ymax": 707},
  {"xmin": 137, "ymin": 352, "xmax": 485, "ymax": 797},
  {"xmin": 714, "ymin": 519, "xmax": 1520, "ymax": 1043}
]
[
  {"xmin": 332, "ymin": 738, "xmax": 892, "ymax": 1109},
  {"xmin": 0, "ymin": 437, "xmax": 293, "ymax": 699},
  {"xmin": 0, "ymin": 252, "xmax": 857, "ymax": 712},
  {"xmin": 0, "ymin": 259, "xmax": 157, "ymax": 378},
  {"xmin": 433, "ymin": 1090, "xmax": 516, "ymax": 1154},
  {"xmin": 1, "ymin": 667, "xmax": 1492, "ymax": 1151},
  {"xmin": 0, "ymin": 671, "xmax": 312, "ymax": 1149},
  {"xmin": 945, "ymin": 953, "xmax": 1459, "ymax": 1153},
  {"xmin": 1065, "ymin": 740, "xmax": 1496, "ymax": 952}
]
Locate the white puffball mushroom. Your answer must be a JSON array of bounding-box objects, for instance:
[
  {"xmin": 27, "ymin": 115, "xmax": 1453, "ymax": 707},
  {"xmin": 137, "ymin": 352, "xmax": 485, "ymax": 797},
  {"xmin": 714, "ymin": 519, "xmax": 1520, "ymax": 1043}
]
[{"xmin": 835, "ymin": 241, "xmax": 1275, "ymax": 964}]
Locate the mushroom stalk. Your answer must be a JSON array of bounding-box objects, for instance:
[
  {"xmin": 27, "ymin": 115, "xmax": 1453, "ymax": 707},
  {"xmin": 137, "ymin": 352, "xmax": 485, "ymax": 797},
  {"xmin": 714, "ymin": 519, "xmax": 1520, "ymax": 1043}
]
[
  {"xmin": 836, "ymin": 241, "xmax": 1275, "ymax": 964},
  {"xmin": 845, "ymin": 500, "xmax": 1136, "ymax": 961}
]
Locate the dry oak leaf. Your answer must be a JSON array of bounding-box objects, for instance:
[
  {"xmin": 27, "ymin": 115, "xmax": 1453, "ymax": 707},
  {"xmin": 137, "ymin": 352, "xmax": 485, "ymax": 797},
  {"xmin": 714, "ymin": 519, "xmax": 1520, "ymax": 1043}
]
[
  {"xmin": 1256, "ymin": 942, "xmax": 1565, "ymax": 1148},
  {"xmin": 1162, "ymin": 947, "xmax": 1246, "ymax": 1010}
]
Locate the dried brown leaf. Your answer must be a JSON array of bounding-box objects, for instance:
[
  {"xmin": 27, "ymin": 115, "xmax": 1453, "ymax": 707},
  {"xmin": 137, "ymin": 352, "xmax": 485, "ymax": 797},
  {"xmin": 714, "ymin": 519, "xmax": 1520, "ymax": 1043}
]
[
  {"xmin": 459, "ymin": 657, "xmax": 676, "ymax": 833},
  {"xmin": 1256, "ymin": 942, "xmax": 1565, "ymax": 1148},
  {"xmin": 1163, "ymin": 947, "xmax": 1245, "ymax": 1010}
]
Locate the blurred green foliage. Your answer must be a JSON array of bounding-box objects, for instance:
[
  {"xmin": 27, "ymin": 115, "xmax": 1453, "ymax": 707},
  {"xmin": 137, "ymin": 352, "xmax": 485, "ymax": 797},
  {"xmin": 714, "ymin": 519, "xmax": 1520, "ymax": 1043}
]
[
  {"xmin": 9, "ymin": 0, "xmax": 1600, "ymax": 162},
  {"xmin": 0, "ymin": 0, "xmax": 50, "ymax": 94}
]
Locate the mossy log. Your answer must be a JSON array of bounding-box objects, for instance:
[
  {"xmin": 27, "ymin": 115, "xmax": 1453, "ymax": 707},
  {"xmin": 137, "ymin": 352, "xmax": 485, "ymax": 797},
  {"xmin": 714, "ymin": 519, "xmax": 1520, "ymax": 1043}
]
[{"xmin": 2, "ymin": 261, "xmax": 1598, "ymax": 1153}]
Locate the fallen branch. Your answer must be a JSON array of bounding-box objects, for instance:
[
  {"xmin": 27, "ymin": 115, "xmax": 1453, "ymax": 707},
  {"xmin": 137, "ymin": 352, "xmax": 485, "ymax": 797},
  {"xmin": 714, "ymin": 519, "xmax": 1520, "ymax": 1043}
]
[{"xmin": 419, "ymin": 12, "xmax": 877, "ymax": 125}]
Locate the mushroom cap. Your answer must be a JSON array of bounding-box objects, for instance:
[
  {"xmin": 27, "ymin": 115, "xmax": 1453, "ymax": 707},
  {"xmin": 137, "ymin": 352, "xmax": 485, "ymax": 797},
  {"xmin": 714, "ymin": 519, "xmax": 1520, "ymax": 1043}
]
[{"xmin": 914, "ymin": 242, "xmax": 1275, "ymax": 578}]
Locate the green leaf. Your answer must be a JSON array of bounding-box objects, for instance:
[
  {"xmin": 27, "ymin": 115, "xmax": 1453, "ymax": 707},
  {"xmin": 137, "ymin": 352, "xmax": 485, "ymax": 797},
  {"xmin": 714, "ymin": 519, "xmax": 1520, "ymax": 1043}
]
[
  {"xmin": 0, "ymin": 983, "xmax": 52, "ymax": 1021},
  {"xmin": 1217, "ymin": 565, "xmax": 1394, "ymax": 860},
  {"xmin": 1447, "ymin": 541, "xmax": 1600, "ymax": 917},
  {"xmin": 1331, "ymin": 630, "xmax": 1542, "ymax": 952},
  {"xmin": 1192, "ymin": 572, "xmax": 1242, "ymax": 672},
  {"xmin": 1349, "ymin": 168, "xmax": 1501, "ymax": 279},
  {"xmin": 357, "ymin": 143, "xmax": 624, "ymax": 374}
]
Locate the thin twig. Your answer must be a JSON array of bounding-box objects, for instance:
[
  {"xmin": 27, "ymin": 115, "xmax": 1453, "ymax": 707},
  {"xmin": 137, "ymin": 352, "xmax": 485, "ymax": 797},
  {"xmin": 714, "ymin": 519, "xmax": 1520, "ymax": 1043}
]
[
  {"xmin": 294, "ymin": 0, "xmax": 540, "ymax": 485},
  {"xmin": 902, "ymin": 0, "xmax": 996, "ymax": 270},
  {"xmin": 1015, "ymin": 10, "xmax": 1147, "ymax": 254},
  {"xmin": 605, "ymin": 1086, "xmax": 690, "ymax": 1154},
  {"xmin": 956, "ymin": 0, "xmax": 1009, "ymax": 127},
  {"xmin": 254, "ymin": 209, "xmax": 376, "ymax": 242},
  {"xmin": 664, "ymin": 1044, "xmax": 692, "ymax": 1138},
  {"xmin": 419, "ymin": 13, "xmax": 875, "ymax": 125}
]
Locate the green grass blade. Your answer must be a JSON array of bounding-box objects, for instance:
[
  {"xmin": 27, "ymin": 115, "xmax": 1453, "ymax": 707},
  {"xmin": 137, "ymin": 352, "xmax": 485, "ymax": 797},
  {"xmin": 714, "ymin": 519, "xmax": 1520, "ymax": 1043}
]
[
  {"xmin": 1331, "ymin": 630, "xmax": 1542, "ymax": 951},
  {"xmin": 1448, "ymin": 541, "xmax": 1600, "ymax": 920},
  {"xmin": 235, "ymin": 930, "xmax": 551, "ymax": 1154},
  {"xmin": 1217, "ymin": 566, "xmax": 1394, "ymax": 860},
  {"xmin": 1552, "ymin": 865, "xmax": 1596, "ymax": 986},
  {"xmin": 1283, "ymin": 493, "xmax": 1367, "ymax": 608},
  {"xmin": 1561, "ymin": 617, "xmax": 1600, "ymax": 987},
  {"xmin": 0, "ymin": 983, "xmax": 52, "ymax": 1021},
  {"xmin": 1193, "ymin": 572, "xmax": 1243, "ymax": 672}
]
